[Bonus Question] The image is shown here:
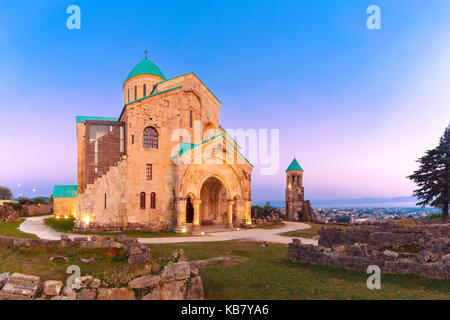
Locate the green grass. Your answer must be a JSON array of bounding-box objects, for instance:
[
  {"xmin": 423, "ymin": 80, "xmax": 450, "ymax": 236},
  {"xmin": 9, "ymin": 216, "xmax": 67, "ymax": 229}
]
[
  {"xmin": 147, "ymin": 241, "xmax": 450, "ymax": 300},
  {"xmin": 0, "ymin": 219, "xmax": 39, "ymax": 239},
  {"xmin": 279, "ymin": 222, "xmax": 349, "ymax": 239},
  {"xmin": 44, "ymin": 217, "xmax": 75, "ymax": 233},
  {"xmin": 0, "ymin": 244, "xmax": 129, "ymax": 285},
  {"xmin": 253, "ymin": 221, "xmax": 285, "ymax": 230},
  {"xmin": 44, "ymin": 217, "xmax": 193, "ymax": 238},
  {"xmin": 0, "ymin": 240, "xmax": 448, "ymax": 299}
]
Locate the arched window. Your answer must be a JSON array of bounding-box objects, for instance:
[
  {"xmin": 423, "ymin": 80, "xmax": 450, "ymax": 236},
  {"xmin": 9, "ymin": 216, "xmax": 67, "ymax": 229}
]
[
  {"xmin": 143, "ymin": 84, "xmax": 147, "ymax": 97},
  {"xmin": 143, "ymin": 126, "xmax": 158, "ymax": 149},
  {"xmin": 134, "ymin": 85, "xmax": 137, "ymax": 100},
  {"xmin": 189, "ymin": 110, "xmax": 193, "ymax": 128},
  {"xmin": 150, "ymin": 192, "xmax": 156, "ymax": 209},
  {"xmin": 140, "ymin": 192, "xmax": 146, "ymax": 209}
]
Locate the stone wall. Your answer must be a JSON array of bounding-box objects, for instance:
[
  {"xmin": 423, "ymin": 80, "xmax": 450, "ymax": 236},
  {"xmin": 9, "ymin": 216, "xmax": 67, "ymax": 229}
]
[
  {"xmin": 318, "ymin": 223, "xmax": 449, "ymax": 250},
  {"xmin": 287, "ymin": 223, "xmax": 450, "ymax": 280},
  {"xmin": 287, "ymin": 240, "xmax": 450, "ymax": 280},
  {"xmin": 0, "ymin": 234, "xmax": 134, "ymax": 250}
]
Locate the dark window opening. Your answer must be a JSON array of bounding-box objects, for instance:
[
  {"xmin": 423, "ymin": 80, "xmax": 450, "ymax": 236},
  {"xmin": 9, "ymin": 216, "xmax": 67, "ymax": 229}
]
[
  {"xmin": 186, "ymin": 197, "xmax": 194, "ymax": 223},
  {"xmin": 140, "ymin": 192, "xmax": 146, "ymax": 209},
  {"xmin": 189, "ymin": 110, "xmax": 193, "ymax": 128},
  {"xmin": 143, "ymin": 84, "xmax": 147, "ymax": 97},
  {"xmin": 134, "ymin": 85, "xmax": 137, "ymax": 100},
  {"xmin": 150, "ymin": 192, "xmax": 156, "ymax": 209},
  {"xmin": 146, "ymin": 164, "xmax": 152, "ymax": 180}
]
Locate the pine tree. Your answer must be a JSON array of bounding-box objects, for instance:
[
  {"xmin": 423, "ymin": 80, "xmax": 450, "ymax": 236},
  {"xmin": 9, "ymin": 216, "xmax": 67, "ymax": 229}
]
[{"xmin": 408, "ymin": 124, "xmax": 450, "ymax": 223}]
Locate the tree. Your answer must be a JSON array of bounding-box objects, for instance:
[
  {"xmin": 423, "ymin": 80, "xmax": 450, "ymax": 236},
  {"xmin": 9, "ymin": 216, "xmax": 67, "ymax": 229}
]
[
  {"xmin": 408, "ymin": 124, "xmax": 450, "ymax": 223},
  {"xmin": 0, "ymin": 186, "xmax": 13, "ymax": 200}
]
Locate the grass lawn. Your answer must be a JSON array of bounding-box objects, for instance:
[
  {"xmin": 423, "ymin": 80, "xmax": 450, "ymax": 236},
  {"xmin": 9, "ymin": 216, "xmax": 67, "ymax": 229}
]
[
  {"xmin": 0, "ymin": 240, "xmax": 448, "ymax": 299},
  {"xmin": 44, "ymin": 217, "xmax": 193, "ymax": 238},
  {"xmin": 0, "ymin": 244, "xmax": 131, "ymax": 287},
  {"xmin": 0, "ymin": 219, "xmax": 39, "ymax": 239},
  {"xmin": 279, "ymin": 222, "xmax": 349, "ymax": 239},
  {"xmin": 253, "ymin": 221, "xmax": 285, "ymax": 230},
  {"xmin": 147, "ymin": 241, "xmax": 450, "ymax": 300}
]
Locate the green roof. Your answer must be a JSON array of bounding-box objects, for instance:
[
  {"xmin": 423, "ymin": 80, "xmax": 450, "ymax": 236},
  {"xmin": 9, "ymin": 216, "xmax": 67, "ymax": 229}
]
[
  {"xmin": 53, "ymin": 185, "xmax": 77, "ymax": 198},
  {"xmin": 286, "ymin": 158, "xmax": 303, "ymax": 172},
  {"xmin": 76, "ymin": 116, "xmax": 119, "ymax": 123},
  {"xmin": 125, "ymin": 58, "xmax": 166, "ymax": 83}
]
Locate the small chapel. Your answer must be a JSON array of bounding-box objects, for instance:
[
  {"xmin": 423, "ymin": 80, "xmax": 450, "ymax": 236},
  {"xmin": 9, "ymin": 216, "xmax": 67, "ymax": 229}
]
[{"xmin": 68, "ymin": 55, "xmax": 253, "ymax": 233}]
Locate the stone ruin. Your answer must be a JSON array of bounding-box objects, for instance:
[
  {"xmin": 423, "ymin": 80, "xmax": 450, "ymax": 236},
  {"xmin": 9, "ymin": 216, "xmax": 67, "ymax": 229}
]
[
  {"xmin": 287, "ymin": 223, "xmax": 450, "ymax": 280},
  {"xmin": 0, "ymin": 204, "xmax": 18, "ymax": 222},
  {"xmin": 252, "ymin": 213, "xmax": 282, "ymax": 226},
  {"xmin": 0, "ymin": 234, "xmax": 204, "ymax": 300},
  {"xmin": 0, "ymin": 203, "xmax": 52, "ymax": 221}
]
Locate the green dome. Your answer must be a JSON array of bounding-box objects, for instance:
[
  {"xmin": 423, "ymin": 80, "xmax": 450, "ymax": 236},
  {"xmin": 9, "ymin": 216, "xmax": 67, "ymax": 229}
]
[
  {"xmin": 125, "ymin": 58, "xmax": 166, "ymax": 83},
  {"xmin": 286, "ymin": 158, "xmax": 303, "ymax": 172}
]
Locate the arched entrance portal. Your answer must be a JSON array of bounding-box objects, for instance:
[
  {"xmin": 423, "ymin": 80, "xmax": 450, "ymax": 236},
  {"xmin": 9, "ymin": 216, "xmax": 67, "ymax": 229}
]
[{"xmin": 200, "ymin": 177, "xmax": 228, "ymax": 226}]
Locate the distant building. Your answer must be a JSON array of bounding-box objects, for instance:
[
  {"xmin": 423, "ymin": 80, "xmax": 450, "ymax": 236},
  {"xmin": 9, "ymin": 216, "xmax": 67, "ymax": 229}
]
[
  {"xmin": 53, "ymin": 185, "xmax": 77, "ymax": 217},
  {"xmin": 285, "ymin": 158, "xmax": 314, "ymax": 222}
]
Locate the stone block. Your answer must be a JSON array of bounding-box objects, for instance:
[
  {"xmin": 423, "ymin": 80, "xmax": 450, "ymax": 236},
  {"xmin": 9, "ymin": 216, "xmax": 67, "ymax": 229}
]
[
  {"xmin": 161, "ymin": 262, "xmax": 191, "ymax": 281},
  {"xmin": 97, "ymin": 288, "xmax": 135, "ymax": 300},
  {"xmin": 0, "ymin": 273, "xmax": 40, "ymax": 300},
  {"xmin": 160, "ymin": 280, "xmax": 188, "ymax": 300},
  {"xmin": 128, "ymin": 275, "xmax": 161, "ymax": 289},
  {"xmin": 0, "ymin": 272, "xmax": 10, "ymax": 290},
  {"xmin": 42, "ymin": 280, "xmax": 63, "ymax": 296},
  {"xmin": 76, "ymin": 288, "xmax": 97, "ymax": 300}
]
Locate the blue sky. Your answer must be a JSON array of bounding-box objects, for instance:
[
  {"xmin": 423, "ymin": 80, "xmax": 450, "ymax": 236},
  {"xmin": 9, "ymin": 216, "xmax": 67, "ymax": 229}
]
[{"xmin": 0, "ymin": 1, "xmax": 449, "ymax": 203}]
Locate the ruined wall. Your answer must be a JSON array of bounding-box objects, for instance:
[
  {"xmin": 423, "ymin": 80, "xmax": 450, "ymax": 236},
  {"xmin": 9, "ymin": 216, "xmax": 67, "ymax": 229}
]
[
  {"xmin": 287, "ymin": 240, "xmax": 450, "ymax": 280},
  {"xmin": 318, "ymin": 223, "xmax": 449, "ymax": 249},
  {"xmin": 288, "ymin": 223, "xmax": 450, "ymax": 280}
]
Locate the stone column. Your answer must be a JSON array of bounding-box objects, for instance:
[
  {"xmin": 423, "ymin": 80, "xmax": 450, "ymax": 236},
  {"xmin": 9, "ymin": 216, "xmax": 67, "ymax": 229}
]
[
  {"xmin": 226, "ymin": 199, "xmax": 234, "ymax": 228},
  {"xmin": 245, "ymin": 200, "xmax": 252, "ymax": 225},
  {"xmin": 192, "ymin": 200, "xmax": 202, "ymax": 230},
  {"xmin": 175, "ymin": 198, "xmax": 187, "ymax": 233}
]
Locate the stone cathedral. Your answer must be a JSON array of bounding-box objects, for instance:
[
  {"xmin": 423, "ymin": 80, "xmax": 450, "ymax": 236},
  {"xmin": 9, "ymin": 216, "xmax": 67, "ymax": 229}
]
[
  {"xmin": 72, "ymin": 56, "xmax": 253, "ymax": 233},
  {"xmin": 285, "ymin": 158, "xmax": 315, "ymax": 222}
]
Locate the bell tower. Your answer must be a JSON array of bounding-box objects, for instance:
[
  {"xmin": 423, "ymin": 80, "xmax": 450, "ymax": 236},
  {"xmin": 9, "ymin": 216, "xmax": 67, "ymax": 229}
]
[{"xmin": 285, "ymin": 158, "xmax": 305, "ymax": 221}]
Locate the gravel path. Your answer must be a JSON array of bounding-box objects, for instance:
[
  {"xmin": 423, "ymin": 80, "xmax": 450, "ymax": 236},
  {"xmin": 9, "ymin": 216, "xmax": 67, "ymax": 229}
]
[{"xmin": 19, "ymin": 215, "xmax": 318, "ymax": 245}]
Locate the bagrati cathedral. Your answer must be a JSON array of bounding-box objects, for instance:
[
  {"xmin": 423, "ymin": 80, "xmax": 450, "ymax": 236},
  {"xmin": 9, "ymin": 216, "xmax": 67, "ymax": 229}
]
[{"xmin": 71, "ymin": 55, "xmax": 254, "ymax": 232}]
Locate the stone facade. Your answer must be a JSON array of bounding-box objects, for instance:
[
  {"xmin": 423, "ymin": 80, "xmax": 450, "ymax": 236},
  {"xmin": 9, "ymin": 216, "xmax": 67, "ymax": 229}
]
[
  {"xmin": 53, "ymin": 198, "xmax": 76, "ymax": 217},
  {"xmin": 75, "ymin": 61, "xmax": 252, "ymax": 233},
  {"xmin": 287, "ymin": 223, "xmax": 450, "ymax": 280}
]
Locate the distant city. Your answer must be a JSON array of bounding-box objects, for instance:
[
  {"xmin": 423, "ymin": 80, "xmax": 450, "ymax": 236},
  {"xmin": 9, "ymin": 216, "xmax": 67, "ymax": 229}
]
[
  {"xmin": 258, "ymin": 196, "xmax": 441, "ymax": 222},
  {"xmin": 312, "ymin": 207, "xmax": 440, "ymax": 223}
]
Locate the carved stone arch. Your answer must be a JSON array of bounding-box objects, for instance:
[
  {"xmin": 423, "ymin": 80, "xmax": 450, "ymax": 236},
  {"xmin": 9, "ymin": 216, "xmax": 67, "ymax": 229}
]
[{"xmin": 181, "ymin": 90, "xmax": 202, "ymax": 111}]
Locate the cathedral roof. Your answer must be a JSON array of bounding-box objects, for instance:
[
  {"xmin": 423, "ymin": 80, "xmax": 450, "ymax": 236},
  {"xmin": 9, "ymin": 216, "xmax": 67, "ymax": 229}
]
[
  {"xmin": 125, "ymin": 58, "xmax": 166, "ymax": 83},
  {"xmin": 286, "ymin": 158, "xmax": 303, "ymax": 172},
  {"xmin": 53, "ymin": 185, "xmax": 77, "ymax": 198}
]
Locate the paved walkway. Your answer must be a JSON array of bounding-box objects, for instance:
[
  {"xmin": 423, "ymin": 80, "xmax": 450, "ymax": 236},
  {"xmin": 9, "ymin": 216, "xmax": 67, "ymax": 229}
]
[{"xmin": 19, "ymin": 215, "xmax": 318, "ymax": 245}]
